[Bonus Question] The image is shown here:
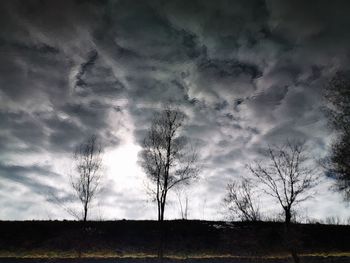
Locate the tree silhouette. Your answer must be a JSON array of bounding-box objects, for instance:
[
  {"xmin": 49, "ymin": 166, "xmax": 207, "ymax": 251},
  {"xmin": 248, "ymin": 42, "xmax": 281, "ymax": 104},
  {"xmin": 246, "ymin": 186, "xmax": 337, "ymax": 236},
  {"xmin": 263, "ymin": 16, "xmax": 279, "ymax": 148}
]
[
  {"xmin": 224, "ymin": 179, "xmax": 261, "ymax": 221},
  {"xmin": 324, "ymin": 72, "xmax": 350, "ymax": 201},
  {"xmin": 249, "ymin": 141, "xmax": 319, "ymax": 263},
  {"xmin": 71, "ymin": 135, "xmax": 103, "ymax": 222},
  {"xmin": 140, "ymin": 106, "xmax": 199, "ymax": 221}
]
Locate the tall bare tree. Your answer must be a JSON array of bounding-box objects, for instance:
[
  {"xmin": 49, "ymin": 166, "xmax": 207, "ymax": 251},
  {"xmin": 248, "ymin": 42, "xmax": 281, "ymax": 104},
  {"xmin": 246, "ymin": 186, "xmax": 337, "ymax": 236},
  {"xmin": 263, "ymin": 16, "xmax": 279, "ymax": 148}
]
[
  {"xmin": 224, "ymin": 179, "xmax": 261, "ymax": 221},
  {"xmin": 71, "ymin": 135, "xmax": 103, "ymax": 222},
  {"xmin": 324, "ymin": 72, "xmax": 350, "ymax": 201},
  {"xmin": 140, "ymin": 107, "xmax": 199, "ymax": 221}
]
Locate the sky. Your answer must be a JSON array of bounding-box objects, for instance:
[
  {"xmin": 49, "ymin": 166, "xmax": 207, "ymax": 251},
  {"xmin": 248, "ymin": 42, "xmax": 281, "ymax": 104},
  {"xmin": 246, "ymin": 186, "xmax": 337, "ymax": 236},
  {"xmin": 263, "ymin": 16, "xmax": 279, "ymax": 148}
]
[{"xmin": 0, "ymin": 0, "xmax": 350, "ymax": 221}]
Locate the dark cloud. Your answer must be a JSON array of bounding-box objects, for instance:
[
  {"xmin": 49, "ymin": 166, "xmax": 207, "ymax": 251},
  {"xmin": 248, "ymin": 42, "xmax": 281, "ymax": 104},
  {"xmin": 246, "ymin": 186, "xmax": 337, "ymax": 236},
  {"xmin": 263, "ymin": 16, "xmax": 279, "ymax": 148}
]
[
  {"xmin": 0, "ymin": 162, "xmax": 62, "ymax": 196},
  {"xmin": 0, "ymin": 0, "xmax": 349, "ymax": 220}
]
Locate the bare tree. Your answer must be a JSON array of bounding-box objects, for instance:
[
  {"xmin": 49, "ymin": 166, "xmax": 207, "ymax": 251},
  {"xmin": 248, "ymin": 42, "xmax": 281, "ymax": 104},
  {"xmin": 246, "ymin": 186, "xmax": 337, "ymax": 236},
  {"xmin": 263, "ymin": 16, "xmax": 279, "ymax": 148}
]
[
  {"xmin": 249, "ymin": 141, "xmax": 318, "ymax": 263},
  {"xmin": 71, "ymin": 135, "xmax": 103, "ymax": 222},
  {"xmin": 140, "ymin": 106, "xmax": 199, "ymax": 222},
  {"xmin": 224, "ymin": 179, "xmax": 261, "ymax": 222},
  {"xmin": 176, "ymin": 189, "xmax": 189, "ymax": 220},
  {"xmin": 324, "ymin": 72, "xmax": 350, "ymax": 201},
  {"xmin": 249, "ymin": 141, "xmax": 318, "ymax": 225}
]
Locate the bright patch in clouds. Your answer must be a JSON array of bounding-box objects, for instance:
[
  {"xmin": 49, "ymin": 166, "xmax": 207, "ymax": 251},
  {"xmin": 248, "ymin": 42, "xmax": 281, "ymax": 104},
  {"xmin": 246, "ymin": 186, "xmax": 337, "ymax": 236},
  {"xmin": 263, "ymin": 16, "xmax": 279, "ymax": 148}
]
[{"xmin": 105, "ymin": 142, "xmax": 143, "ymax": 189}]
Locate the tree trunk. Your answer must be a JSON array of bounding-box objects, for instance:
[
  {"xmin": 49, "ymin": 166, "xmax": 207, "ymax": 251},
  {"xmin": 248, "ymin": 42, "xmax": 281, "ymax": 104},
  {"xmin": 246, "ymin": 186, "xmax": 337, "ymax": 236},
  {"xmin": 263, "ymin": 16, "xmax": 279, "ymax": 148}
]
[
  {"xmin": 284, "ymin": 208, "xmax": 299, "ymax": 263},
  {"xmin": 158, "ymin": 205, "xmax": 161, "ymax": 221},
  {"xmin": 158, "ymin": 205, "xmax": 165, "ymax": 261},
  {"xmin": 83, "ymin": 204, "xmax": 88, "ymax": 222},
  {"xmin": 158, "ymin": 198, "xmax": 167, "ymax": 260},
  {"xmin": 160, "ymin": 200, "xmax": 165, "ymax": 221},
  {"xmin": 285, "ymin": 208, "xmax": 291, "ymax": 226}
]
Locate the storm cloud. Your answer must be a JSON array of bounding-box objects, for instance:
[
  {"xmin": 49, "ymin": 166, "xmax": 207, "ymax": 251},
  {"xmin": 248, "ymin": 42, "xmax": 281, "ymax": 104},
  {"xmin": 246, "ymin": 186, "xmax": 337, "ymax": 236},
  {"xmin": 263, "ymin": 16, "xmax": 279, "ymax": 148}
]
[{"xmin": 0, "ymin": 0, "xmax": 350, "ymax": 220}]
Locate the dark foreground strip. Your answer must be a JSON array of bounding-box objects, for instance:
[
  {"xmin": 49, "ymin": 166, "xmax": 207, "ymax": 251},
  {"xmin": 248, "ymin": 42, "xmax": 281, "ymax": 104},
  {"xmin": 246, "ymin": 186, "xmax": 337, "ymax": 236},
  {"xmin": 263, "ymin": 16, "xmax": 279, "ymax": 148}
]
[{"xmin": 0, "ymin": 257, "xmax": 350, "ymax": 263}]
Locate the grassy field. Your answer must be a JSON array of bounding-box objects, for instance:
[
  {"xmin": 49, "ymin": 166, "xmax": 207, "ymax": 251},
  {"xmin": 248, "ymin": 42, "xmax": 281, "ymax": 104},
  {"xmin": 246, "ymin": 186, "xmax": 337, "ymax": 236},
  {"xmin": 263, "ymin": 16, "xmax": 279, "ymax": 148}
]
[{"xmin": 0, "ymin": 220, "xmax": 349, "ymax": 261}]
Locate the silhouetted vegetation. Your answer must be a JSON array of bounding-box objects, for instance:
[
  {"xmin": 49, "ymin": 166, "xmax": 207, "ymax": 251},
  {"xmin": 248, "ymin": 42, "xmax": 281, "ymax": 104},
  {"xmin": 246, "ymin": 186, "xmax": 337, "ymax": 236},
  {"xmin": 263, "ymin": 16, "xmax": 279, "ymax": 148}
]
[
  {"xmin": 224, "ymin": 179, "xmax": 261, "ymax": 222},
  {"xmin": 324, "ymin": 72, "xmax": 350, "ymax": 201}
]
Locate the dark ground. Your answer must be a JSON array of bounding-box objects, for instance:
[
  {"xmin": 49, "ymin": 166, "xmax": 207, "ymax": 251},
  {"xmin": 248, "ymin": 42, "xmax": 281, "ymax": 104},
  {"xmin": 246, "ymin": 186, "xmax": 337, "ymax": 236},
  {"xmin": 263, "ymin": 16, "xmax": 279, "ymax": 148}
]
[
  {"xmin": 0, "ymin": 220, "xmax": 349, "ymax": 261},
  {"xmin": 1, "ymin": 257, "xmax": 350, "ymax": 263}
]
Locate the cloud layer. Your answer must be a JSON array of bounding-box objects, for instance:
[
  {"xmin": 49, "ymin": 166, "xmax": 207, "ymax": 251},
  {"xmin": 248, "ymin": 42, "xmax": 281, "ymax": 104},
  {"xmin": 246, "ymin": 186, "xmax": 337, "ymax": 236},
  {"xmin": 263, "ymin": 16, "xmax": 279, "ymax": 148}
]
[{"xmin": 0, "ymin": 0, "xmax": 350, "ymax": 220}]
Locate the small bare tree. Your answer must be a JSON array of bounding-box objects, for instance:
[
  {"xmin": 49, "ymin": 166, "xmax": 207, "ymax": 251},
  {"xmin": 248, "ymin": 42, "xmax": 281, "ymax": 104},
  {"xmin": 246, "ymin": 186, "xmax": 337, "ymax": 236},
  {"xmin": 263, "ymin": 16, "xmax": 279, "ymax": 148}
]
[
  {"xmin": 71, "ymin": 135, "xmax": 103, "ymax": 222},
  {"xmin": 140, "ymin": 106, "xmax": 199, "ymax": 222},
  {"xmin": 224, "ymin": 179, "xmax": 261, "ymax": 221},
  {"xmin": 176, "ymin": 189, "xmax": 189, "ymax": 220}
]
